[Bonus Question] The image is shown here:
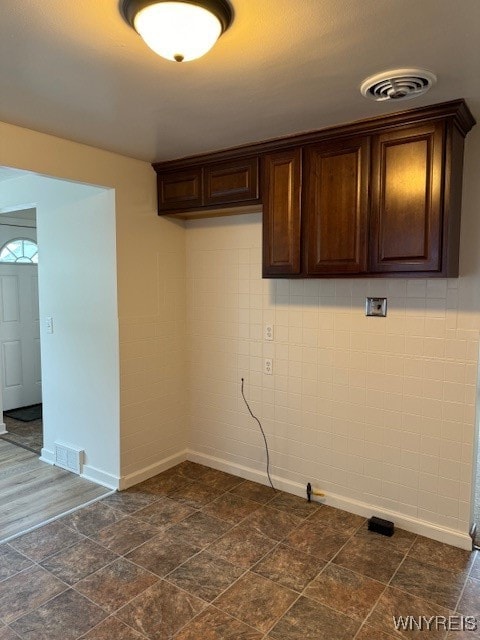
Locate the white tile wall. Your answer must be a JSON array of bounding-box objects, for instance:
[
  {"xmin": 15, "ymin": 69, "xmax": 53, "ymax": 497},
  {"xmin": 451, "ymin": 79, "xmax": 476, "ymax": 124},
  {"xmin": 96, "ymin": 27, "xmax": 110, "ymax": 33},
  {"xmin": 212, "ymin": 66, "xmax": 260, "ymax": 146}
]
[{"xmin": 186, "ymin": 212, "xmax": 479, "ymax": 537}]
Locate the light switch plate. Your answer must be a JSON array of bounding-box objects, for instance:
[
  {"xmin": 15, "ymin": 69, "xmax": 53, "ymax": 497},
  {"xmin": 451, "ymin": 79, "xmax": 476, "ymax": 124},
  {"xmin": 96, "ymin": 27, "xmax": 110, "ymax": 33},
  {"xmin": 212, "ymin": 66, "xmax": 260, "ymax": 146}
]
[
  {"xmin": 366, "ymin": 297, "xmax": 387, "ymax": 317},
  {"xmin": 46, "ymin": 316, "xmax": 54, "ymax": 333}
]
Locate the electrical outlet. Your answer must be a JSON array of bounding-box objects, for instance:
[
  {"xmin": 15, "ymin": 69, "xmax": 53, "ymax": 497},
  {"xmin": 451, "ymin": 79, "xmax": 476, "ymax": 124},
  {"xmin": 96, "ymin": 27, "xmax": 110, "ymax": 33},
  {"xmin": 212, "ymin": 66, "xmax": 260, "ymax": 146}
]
[
  {"xmin": 265, "ymin": 324, "xmax": 274, "ymax": 341},
  {"xmin": 264, "ymin": 358, "xmax": 273, "ymax": 375}
]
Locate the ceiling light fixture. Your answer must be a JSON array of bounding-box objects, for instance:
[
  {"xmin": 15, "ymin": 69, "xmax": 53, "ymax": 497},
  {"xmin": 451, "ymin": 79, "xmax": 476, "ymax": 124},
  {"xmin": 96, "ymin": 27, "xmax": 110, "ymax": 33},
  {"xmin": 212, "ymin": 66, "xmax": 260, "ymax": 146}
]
[{"xmin": 121, "ymin": 0, "xmax": 234, "ymax": 63}]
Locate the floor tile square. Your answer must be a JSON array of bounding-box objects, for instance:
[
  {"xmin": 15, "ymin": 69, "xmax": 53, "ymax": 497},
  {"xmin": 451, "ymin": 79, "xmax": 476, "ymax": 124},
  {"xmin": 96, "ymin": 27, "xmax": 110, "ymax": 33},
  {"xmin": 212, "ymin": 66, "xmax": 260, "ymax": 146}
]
[
  {"xmin": 40, "ymin": 538, "xmax": 118, "ymax": 585},
  {"xmin": 252, "ymin": 544, "xmax": 325, "ymax": 592},
  {"xmin": 99, "ymin": 489, "xmax": 158, "ymax": 515},
  {"xmin": 470, "ymin": 552, "xmax": 480, "ymax": 580},
  {"xmin": 208, "ymin": 524, "xmax": 276, "ymax": 568},
  {"xmin": 61, "ymin": 502, "xmax": 125, "ymax": 537},
  {"xmin": 116, "ymin": 580, "xmax": 205, "ymax": 639},
  {"xmin": 352, "ymin": 525, "xmax": 416, "ymax": 555},
  {"xmin": 9, "ymin": 521, "xmax": 83, "ymax": 562},
  {"xmin": 368, "ymin": 586, "xmax": 453, "ymax": 640},
  {"xmin": 134, "ymin": 473, "xmax": 187, "ymax": 497},
  {"xmin": 75, "ymin": 557, "xmax": 158, "ymax": 613},
  {"xmin": 214, "ymin": 572, "xmax": 297, "ymax": 634},
  {"xmin": 307, "ymin": 505, "xmax": 365, "ymax": 534},
  {"xmin": 268, "ymin": 492, "xmax": 320, "ymax": 519},
  {"xmin": 81, "ymin": 616, "xmax": 146, "ymax": 639},
  {"xmin": 304, "ymin": 564, "xmax": 384, "ymax": 619},
  {"xmin": 167, "ymin": 551, "xmax": 243, "ymax": 602},
  {"xmin": 133, "ymin": 496, "xmax": 194, "ymax": 529},
  {"xmin": 9, "ymin": 589, "xmax": 107, "ymax": 640},
  {"xmin": 174, "ymin": 461, "xmax": 211, "ymax": 482},
  {"xmin": 457, "ymin": 577, "xmax": 480, "ymax": 617},
  {"xmin": 332, "ymin": 536, "xmax": 405, "ymax": 583},
  {"xmin": 200, "ymin": 468, "xmax": 244, "ymax": 491},
  {"xmin": 202, "ymin": 493, "xmax": 260, "ymax": 524},
  {"xmin": 229, "ymin": 480, "xmax": 276, "ymax": 505},
  {"xmin": 0, "ymin": 546, "xmax": 32, "ymax": 581},
  {"xmin": 90, "ymin": 517, "xmax": 160, "ymax": 555},
  {"xmin": 268, "ymin": 595, "xmax": 359, "ymax": 640},
  {"xmin": 285, "ymin": 520, "xmax": 350, "ymax": 561},
  {"xmin": 167, "ymin": 480, "xmax": 219, "ymax": 509},
  {"xmin": 445, "ymin": 627, "xmax": 480, "ymax": 640},
  {"xmin": 391, "ymin": 556, "xmax": 466, "ymax": 608},
  {"xmin": 241, "ymin": 506, "xmax": 301, "ymax": 541},
  {"xmin": 126, "ymin": 530, "xmax": 199, "ymax": 577},
  {"xmin": 175, "ymin": 606, "xmax": 263, "ymax": 640},
  {"xmin": 0, "ymin": 566, "xmax": 66, "ymax": 624},
  {"xmin": 408, "ymin": 536, "xmax": 474, "ymax": 573},
  {"xmin": 354, "ymin": 623, "xmax": 398, "ymax": 639},
  {"xmin": 0, "ymin": 626, "xmax": 21, "ymax": 640},
  {"xmin": 167, "ymin": 511, "xmax": 232, "ymax": 548}
]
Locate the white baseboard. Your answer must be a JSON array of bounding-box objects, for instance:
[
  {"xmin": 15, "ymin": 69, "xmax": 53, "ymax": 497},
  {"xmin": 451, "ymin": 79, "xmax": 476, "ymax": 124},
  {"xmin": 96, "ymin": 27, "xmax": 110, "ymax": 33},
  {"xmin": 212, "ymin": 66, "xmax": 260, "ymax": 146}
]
[
  {"xmin": 187, "ymin": 449, "xmax": 473, "ymax": 551},
  {"xmin": 82, "ymin": 465, "xmax": 119, "ymax": 490},
  {"xmin": 40, "ymin": 447, "xmax": 119, "ymax": 490},
  {"xmin": 0, "ymin": 423, "xmax": 7, "ymax": 435},
  {"xmin": 119, "ymin": 449, "xmax": 188, "ymax": 490},
  {"xmin": 39, "ymin": 447, "xmax": 55, "ymax": 464}
]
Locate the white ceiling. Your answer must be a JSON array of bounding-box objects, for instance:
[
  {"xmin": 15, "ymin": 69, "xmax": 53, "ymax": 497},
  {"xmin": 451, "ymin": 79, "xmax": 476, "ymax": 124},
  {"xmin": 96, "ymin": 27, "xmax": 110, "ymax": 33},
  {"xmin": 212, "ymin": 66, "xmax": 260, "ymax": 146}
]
[{"xmin": 0, "ymin": 0, "xmax": 479, "ymax": 162}]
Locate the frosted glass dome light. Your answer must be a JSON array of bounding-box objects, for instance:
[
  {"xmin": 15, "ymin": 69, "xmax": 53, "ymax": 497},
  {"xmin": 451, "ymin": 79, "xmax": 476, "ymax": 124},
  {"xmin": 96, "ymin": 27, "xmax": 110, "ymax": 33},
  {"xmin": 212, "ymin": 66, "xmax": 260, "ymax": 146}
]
[{"xmin": 121, "ymin": 0, "xmax": 234, "ymax": 63}]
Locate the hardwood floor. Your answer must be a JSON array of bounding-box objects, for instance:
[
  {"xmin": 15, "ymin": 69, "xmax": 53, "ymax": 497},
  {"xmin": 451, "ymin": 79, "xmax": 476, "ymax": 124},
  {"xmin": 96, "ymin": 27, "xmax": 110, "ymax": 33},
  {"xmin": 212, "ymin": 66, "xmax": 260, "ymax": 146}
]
[{"xmin": 0, "ymin": 440, "xmax": 112, "ymax": 542}]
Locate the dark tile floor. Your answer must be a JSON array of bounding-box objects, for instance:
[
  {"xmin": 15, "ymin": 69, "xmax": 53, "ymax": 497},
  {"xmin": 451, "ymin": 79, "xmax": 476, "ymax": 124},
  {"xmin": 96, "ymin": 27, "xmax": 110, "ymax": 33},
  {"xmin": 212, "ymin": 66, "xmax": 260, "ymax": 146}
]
[
  {"xmin": 0, "ymin": 460, "xmax": 479, "ymax": 639},
  {"xmin": 0, "ymin": 417, "xmax": 42, "ymax": 455}
]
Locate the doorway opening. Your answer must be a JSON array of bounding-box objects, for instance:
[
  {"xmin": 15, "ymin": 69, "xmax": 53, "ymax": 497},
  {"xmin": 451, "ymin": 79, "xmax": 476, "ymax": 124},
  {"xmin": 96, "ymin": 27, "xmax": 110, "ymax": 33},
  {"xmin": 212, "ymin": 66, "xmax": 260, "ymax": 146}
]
[
  {"xmin": 0, "ymin": 207, "xmax": 43, "ymax": 455},
  {"xmin": 0, "ymin": 166, "xmax": 119, "ymax": 488}
]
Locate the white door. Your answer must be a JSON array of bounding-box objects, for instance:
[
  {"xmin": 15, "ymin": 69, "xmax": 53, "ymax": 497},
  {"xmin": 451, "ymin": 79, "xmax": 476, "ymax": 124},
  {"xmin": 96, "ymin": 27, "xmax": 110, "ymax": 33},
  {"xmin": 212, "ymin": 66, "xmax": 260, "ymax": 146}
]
[{"xmin": 0, "ymin": 225, "xmax": 41, "ymax": 410}]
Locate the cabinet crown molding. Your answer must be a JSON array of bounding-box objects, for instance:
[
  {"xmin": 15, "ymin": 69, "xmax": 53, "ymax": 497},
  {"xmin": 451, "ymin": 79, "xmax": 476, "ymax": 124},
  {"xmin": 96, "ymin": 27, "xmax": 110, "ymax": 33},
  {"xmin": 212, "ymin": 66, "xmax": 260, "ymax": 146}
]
[{"xmin": 152, "ymin": 99, "xmax": 475, "ymax": 172}]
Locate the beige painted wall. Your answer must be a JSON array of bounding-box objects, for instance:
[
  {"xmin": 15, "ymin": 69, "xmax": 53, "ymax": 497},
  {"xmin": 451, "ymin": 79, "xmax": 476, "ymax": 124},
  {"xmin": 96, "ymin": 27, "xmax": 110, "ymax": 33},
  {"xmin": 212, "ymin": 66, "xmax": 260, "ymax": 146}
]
[{"xmin": 0, "ymin": 120, "xmax": 187, "ymax": 486}]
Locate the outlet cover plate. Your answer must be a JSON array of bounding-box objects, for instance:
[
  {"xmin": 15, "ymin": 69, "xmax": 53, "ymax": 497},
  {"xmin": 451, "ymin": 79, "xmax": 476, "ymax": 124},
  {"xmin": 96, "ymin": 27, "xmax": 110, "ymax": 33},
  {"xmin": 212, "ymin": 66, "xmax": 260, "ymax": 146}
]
[{"xmin": 264, "ymin": 358, "xmax": 273, "ymax": 375}]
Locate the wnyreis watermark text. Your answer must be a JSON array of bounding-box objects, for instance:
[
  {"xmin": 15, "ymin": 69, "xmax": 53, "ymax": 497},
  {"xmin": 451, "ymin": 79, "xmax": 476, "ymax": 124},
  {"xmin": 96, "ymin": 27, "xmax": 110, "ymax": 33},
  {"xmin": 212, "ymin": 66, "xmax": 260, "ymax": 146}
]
[{"xmin": 393, "ymin": 615, "xmax": 477, "ymax": 632}]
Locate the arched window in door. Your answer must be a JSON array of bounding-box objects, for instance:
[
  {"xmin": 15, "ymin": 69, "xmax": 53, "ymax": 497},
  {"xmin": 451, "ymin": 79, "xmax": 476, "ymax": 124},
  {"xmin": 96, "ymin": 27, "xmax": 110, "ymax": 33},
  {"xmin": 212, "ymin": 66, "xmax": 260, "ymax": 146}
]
[{"xmin": 0, "ymin": 238, "xmax": 38, "ymax": 264}]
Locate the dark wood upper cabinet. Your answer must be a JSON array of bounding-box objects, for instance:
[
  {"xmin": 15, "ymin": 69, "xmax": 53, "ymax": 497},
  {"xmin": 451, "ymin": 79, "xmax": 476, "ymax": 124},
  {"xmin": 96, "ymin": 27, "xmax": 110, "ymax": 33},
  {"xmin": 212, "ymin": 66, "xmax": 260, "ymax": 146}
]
[
  {"xmin": 157, "ymin": 168, "xmax": 203, "ymax": 211},
  {"xmin": 153, "ymin": 100, "xmax": 475, "ymax": 277},
  {"xmin": 156, "ymin": 157, "xmax": 260, "ymax": 215},
  {"xmin": 369, "ymin": 122, "xmax": 443, "ymax": 273},
  {"xmin": 262, "ymin": 149, "xmax": 302, "ymax": 276},
  {"xmin": 204, "ymin": 157, "xmax": 259, "ymax": 207},
  {"xmin": 304, "ymin": 137, "xmax": 369, "ymax": 275}
]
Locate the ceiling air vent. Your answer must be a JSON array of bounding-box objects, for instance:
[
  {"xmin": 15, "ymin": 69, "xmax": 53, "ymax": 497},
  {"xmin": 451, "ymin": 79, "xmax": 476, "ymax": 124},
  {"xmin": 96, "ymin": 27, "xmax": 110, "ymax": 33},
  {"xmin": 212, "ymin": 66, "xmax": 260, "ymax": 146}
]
[{"xmin": 360, "ymin": 69, "xmax": 437, "ymax": 102}]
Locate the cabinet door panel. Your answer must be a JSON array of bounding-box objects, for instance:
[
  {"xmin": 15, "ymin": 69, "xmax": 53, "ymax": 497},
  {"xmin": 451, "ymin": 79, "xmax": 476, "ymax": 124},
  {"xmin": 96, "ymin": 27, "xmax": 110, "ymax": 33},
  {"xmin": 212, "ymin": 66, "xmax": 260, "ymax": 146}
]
[
  {"xmin": 158, "ymin": 169, "xmax": 203, "ymax": 211},
  {"xmin": 262, "ymin": 149, "xmax": 302, "ymax": 276},
  {"xmin": 304, "ymin": 137, "xmax": 369, "ymax": 275},
  {"xmin": 204, "ymin": 158, "xmax": 259, "ymax": 206},
  {"xmin": 370, "ymin": 122, "xmax": 444, "ymax": 272}
]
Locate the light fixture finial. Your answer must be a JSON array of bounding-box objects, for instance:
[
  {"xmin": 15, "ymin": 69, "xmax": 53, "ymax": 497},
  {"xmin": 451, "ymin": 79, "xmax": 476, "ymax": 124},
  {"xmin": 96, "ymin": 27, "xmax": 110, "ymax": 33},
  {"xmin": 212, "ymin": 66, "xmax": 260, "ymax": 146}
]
[{"xmin": 121, "ymin": 0, "xmax": 234, "ymax": 63}]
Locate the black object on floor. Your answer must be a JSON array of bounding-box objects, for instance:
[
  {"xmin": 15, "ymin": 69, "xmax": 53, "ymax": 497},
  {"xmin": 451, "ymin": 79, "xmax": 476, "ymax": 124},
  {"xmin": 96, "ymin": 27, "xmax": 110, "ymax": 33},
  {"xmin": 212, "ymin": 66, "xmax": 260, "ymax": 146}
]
[
  {"xmin": 4, "ymin": 403, "xmax": 42, "ymax": 422},
  {"xmin": 368, "ymin": 515, "xmax": 395, "ymax": 537}
]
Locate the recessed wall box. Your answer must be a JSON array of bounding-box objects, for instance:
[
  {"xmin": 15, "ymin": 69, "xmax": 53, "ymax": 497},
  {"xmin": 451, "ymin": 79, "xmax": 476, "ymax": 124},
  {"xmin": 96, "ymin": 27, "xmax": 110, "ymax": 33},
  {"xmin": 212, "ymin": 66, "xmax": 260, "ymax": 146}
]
[{"xmin": 366, "ymin": 297, "xmax": 387, "ymax": 317}]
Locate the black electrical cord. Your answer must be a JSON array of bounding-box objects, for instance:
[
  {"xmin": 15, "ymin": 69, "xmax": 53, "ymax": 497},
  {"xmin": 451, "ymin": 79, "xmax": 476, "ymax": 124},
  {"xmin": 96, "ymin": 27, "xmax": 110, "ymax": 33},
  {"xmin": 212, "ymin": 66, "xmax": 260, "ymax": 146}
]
[{"xmin": 241, "ymin": 378, "xmax": 276, "ymax": 491}]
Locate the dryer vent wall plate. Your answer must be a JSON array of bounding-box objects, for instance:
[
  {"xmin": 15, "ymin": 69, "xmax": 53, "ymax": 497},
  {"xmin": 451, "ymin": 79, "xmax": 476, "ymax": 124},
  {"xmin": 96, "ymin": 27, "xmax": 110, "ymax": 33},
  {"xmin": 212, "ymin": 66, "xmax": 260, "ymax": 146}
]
[{"xmin": 360, "ymin": 68, "xmax": 437, "ymax": 102}]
